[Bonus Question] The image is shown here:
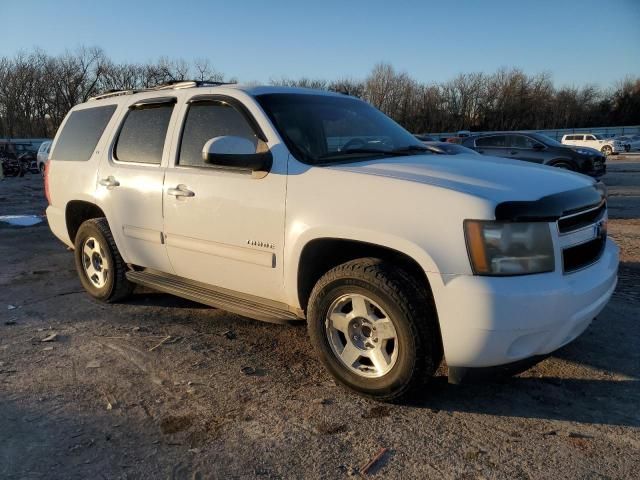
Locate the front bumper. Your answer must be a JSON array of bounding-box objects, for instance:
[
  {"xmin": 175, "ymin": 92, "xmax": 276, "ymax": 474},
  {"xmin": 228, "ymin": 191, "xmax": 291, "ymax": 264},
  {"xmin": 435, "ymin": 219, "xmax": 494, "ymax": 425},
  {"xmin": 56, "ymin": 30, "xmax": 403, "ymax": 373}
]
[
  {"xmin": 431, "ymin": 238, "xmax": 619, "ymax": 369},
  {"xmin": 583, "ymin": 160, "xmax": 606, "ymax": 178},
  {"xmin": 611, "ymin": 145, "xmax": 625, "ymax": 153}
]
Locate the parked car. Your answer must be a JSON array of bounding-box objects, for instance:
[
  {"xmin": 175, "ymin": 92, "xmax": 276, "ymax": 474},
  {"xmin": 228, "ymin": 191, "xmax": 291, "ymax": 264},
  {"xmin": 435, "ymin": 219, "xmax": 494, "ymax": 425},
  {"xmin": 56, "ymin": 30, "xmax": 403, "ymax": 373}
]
[
  {"xmin": 37, "ymin": 140, "xmax": 52, "ymax": 173},
  {"xmin": 44, "ymin": 82, "xmax": 618, "ymax": 401},
  {"xmin": 462, "ymin": 132, "xmax": 606, "ymax": 178},
  {"xmin": 420, "ymin": 141, "xmax": 480, "ymax": 155},
  {"xmin": 616, "ymin": 135, "xmax": 640, "ymax": 152},
  {"xmin": 561, "ymin": 133, "xmax": 625, "ymax": 156}
]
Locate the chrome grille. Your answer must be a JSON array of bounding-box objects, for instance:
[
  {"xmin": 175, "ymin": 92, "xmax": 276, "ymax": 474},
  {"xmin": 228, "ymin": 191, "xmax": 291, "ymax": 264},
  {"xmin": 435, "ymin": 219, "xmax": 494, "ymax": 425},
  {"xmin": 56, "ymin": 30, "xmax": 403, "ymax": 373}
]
[{"xmin": 558, "ymin": 204, "xmax": 607, "ymax": 273}]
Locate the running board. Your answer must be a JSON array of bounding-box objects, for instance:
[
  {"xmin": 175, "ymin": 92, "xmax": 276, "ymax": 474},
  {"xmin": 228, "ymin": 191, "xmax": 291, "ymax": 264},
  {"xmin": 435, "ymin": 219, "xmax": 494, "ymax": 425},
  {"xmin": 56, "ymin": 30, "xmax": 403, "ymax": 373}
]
[{"xmin": 126, "ymin": 270, "xmax": 303, "ymax": 324}]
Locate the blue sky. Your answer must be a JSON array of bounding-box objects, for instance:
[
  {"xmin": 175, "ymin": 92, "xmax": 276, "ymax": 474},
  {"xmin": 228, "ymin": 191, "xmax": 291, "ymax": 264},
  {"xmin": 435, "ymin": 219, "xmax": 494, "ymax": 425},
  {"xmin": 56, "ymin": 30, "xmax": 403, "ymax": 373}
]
[{"xmin": 1, "ymin": 0, "xmax": 638, "ymax": 87}]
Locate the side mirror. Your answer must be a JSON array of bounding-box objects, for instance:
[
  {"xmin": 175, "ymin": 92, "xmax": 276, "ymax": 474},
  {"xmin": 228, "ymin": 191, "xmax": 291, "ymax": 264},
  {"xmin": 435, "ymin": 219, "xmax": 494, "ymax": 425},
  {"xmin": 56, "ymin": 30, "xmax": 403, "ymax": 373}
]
[
  {"xmin": 202, "ymin": 136, "xmax": 272, "ymax": 172},
  {"xmin": 532, "ymin": 143, "xmax": 545, "ymax": 150}
]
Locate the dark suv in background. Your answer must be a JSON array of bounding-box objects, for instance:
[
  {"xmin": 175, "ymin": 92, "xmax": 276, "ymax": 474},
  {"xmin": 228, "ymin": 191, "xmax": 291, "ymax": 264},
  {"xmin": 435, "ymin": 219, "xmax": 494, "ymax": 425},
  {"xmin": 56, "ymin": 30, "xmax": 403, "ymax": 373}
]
[{"xmin": 461, "ymin": 132, "xmax": 606, "ymax": 178}]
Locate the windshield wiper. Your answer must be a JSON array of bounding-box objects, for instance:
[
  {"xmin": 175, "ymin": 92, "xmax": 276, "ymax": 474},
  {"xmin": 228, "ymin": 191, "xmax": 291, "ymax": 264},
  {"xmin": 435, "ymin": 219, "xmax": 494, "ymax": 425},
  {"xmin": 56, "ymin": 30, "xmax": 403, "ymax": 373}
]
[
  {"xmin": 318, "ymin": 148, "xmax": 403, "ymax": 159},
  {"xmin": 389, "ymin": 145, "xmax": 430, "ymax": 154},
  {"xmin": 319, "ymin": 145, "xmax": 430, "ymax": 160}
]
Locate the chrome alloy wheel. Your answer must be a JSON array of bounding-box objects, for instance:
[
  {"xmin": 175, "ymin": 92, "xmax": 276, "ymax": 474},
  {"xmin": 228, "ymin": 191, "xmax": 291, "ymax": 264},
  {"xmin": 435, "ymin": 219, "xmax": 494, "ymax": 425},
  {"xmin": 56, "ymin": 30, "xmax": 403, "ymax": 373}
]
[
  {"xmin": 81, "ymin": 236, "xmax": 109, "ymax": 288},
  {"xmin": 325, "ymin": 293, "xmax": 399, "ymax": 378}
]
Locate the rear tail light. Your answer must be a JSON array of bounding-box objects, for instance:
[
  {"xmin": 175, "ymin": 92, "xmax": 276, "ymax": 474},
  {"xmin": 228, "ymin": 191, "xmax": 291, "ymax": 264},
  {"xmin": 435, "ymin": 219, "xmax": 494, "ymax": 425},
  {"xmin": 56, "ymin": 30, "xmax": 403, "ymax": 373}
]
[{"xmin": 44, "ymin": 161, "xmax": 51, "ymax": 205}]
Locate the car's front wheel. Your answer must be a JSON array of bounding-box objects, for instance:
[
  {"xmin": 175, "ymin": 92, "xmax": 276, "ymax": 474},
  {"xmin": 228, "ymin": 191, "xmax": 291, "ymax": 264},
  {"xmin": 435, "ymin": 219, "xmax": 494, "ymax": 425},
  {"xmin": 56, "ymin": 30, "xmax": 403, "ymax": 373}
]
[
  {"xmin": 74, "ymin": 218, "xmax": 133, "ymax": 303},
  {"xmin": 307, "ymin": 258, "xmax": 442, "ymax": 402},
  {"xmin": 601, "ymin": 145, "xmax": 613, "ymax": 156}
]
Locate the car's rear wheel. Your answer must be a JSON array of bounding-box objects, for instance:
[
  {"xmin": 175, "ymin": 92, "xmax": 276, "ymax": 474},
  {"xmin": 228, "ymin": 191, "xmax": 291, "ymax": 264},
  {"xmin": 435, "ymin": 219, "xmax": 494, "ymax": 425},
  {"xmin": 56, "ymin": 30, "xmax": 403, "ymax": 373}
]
[
  {"xmin": 307, "ymin": 258, "xmax": 442, "ymax": 402},
  {"xmin": 601, "ymin": 145, "xmax": 613, "ymax": 156},
  {"xmin": 74, "ymin": 218, "xmax": 133, "ymax": 303}
]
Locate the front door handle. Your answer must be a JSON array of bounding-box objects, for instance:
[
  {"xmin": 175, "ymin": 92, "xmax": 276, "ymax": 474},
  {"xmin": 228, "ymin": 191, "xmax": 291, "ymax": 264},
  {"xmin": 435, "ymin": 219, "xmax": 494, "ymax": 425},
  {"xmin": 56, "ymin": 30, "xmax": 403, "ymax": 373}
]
[
  {"xmin": 167, "ymin": 184, "xmax": 195, "ymax": 197},
  {"xmin": 99, "ymin": 175, "xmax": 120, "ymax": 187}
]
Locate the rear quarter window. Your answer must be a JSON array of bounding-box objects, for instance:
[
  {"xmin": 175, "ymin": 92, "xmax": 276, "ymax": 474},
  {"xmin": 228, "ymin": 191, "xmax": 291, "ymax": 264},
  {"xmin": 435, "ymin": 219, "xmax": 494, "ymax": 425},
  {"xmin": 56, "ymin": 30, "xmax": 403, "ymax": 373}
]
[{"xmin": 50, "ymin": 105, "xmax": 117, "ymax": 161}]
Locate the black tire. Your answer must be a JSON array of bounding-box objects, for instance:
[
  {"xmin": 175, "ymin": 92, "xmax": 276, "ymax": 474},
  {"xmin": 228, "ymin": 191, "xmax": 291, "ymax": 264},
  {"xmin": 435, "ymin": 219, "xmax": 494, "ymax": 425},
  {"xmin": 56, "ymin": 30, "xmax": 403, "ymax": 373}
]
[
  {"xmin": 601, "ymin": 145, "xmax": 612, "ymax": 156},
  {"xmin": 551, "ymin": 161, "xmax": 574, "ymax": 171},
  {"xmin": 74, "ymin": 218, "xmax": 133, "ymax": 303},
  {"xmin": 307, "ymin": 258, "xmax": 442, "ymax": 402}
]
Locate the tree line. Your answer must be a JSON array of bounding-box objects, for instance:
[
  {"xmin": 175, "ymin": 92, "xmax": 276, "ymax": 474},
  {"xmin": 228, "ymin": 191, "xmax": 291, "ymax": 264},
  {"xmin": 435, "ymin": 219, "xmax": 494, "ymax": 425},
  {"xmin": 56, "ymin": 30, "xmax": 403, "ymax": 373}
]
[{"xmin": 1, "ymin": 47, "xmax": 638, "ymax": 139}]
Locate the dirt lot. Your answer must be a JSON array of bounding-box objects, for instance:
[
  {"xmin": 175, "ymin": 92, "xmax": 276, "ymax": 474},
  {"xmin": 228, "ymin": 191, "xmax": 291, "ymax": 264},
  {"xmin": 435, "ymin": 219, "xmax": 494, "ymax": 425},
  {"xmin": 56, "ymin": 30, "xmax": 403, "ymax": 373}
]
[{"xmin": 1, "ymin": 158, "xmax": 639, "ymax": 479}]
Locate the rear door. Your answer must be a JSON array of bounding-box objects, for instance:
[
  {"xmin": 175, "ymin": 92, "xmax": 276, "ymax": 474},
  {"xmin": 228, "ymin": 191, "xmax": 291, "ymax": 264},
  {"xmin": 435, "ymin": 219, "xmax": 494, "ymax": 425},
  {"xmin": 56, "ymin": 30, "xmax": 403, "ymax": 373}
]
[
  {"xmin": 474, "ymin": 135, "xmax": 509, "ymax": 158},
  {"xmin": 95, "ymin": 96, "xmax": 177, "ymax": 273},
  {"xmin": 162, "ymin": 94, "xmax": 287, "ymax": 302}
]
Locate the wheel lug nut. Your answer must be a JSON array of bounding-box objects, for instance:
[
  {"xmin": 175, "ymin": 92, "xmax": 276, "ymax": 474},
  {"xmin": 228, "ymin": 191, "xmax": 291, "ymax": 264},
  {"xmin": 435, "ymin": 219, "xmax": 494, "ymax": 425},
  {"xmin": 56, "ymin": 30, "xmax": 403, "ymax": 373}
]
[{"xmin": 373, "ymin": 338, "xmax": 378, "ymax": 343}]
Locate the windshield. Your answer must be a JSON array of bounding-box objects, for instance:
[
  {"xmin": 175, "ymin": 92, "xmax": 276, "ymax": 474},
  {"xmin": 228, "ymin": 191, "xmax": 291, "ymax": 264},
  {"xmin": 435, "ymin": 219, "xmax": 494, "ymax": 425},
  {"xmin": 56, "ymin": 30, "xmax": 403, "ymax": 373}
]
[{"xmin": 256, "ymin": 93, "xmax": 429, "ymax": 165}]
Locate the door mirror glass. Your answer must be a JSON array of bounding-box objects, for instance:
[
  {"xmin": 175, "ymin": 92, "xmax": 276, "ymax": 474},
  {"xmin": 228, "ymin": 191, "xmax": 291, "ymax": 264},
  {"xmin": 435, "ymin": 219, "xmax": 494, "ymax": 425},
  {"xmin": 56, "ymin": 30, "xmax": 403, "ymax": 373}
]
[{"xmin": 202, "ymin": 136, "xmax": 272, "ymax": 172}]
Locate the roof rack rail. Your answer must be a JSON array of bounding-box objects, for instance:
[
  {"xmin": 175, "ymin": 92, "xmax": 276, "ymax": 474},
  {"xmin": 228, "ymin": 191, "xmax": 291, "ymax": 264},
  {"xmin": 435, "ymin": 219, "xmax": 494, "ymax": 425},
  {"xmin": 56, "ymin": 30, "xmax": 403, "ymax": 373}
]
[
  {"xmin": 154, "ymin": 80, "xmax": 231, "ymax": 90},
  {"xmin": 89, "ymin": 80, "xmax": 232, "ymax": 102}
]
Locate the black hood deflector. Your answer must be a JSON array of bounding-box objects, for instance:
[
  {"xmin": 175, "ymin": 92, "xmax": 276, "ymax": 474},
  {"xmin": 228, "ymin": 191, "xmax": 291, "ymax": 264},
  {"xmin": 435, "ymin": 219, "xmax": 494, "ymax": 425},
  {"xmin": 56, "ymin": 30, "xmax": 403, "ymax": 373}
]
[{"xmin": 495, "ymin": 186, "xmax": 604, "ymax": 221}]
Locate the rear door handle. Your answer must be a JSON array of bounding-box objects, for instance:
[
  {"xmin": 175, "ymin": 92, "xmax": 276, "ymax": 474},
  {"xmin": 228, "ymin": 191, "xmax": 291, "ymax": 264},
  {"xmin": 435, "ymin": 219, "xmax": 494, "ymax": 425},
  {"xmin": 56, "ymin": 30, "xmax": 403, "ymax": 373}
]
[
  {"xmin": 167, "ymin": 184, "xmax": 195, "ymax": 197},
  {"xmin": 99, "ymin": 176, "xmax": 120, "ymax": 187}
]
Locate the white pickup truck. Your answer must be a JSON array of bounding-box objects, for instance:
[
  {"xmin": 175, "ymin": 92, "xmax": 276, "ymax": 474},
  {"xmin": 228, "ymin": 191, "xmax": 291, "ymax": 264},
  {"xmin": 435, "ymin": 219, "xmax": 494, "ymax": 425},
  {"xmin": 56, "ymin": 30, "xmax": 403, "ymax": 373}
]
[{"xmin": 45, "ymin": 82, "xmax": 619, "ymax": 401}]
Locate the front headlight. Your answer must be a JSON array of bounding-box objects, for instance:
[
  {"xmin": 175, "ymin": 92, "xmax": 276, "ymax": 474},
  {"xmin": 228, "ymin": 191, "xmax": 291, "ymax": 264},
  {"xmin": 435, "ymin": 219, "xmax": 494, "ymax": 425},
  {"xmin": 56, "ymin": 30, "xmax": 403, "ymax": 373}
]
[{"xmin": 464, "ymin": 220, "xmax": 555, "ymax": 276}]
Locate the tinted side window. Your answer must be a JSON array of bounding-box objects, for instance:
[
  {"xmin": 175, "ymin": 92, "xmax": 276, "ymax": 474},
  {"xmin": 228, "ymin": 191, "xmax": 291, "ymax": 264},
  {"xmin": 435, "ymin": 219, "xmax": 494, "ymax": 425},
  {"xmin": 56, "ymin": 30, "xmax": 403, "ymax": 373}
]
[
  {"xmin": 178, "ymin": 102, "xmax": 258, "ymax": 167},
  {"xmin": 510, "ymin": 135, "xmax": 536, "ymax": 148},
  {"xmin": 51, "ymin": 105, "xmax": 117, "ymax": 161},
  {"xmin": 476, "ymin": 135, "xmax": 507, "ymax": 147},
  {"xmin": 585, "ymin": 135, "xmax": 596, "ymax": 141},
  {"xmin": 115, "ymin": 104, "xmax": 174, "ymax": 164}
]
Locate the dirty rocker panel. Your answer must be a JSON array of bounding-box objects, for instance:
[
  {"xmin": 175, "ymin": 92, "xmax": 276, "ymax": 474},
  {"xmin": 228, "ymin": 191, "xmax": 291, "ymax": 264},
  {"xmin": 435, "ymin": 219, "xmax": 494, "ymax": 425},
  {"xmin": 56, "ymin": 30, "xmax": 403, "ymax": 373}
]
[{"xmin": 126, "ymin": 269, "xmax": 303, "ymax": 324}]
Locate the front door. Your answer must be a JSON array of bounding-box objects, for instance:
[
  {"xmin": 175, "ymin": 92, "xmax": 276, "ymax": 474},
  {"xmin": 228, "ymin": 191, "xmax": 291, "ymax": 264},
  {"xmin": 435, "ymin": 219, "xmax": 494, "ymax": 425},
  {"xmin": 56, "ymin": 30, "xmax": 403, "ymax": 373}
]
[
  {"xmin": 162, "ymin": 95, "xmax": 287, "ymax": 302},
  {"xmin": 96, "ymin": 97, "xmax": 177, "ymax": 273},
  {"xmin": 507, "ymin": 134, "xmax": 545, "ymax": 164}
]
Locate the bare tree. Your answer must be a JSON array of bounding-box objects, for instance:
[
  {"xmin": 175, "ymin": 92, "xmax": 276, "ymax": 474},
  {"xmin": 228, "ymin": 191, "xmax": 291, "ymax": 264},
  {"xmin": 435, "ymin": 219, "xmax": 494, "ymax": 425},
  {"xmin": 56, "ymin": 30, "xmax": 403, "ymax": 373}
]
[{"xmin": 0, "ymin": 47, "xmax": 638, "ymax": 139}]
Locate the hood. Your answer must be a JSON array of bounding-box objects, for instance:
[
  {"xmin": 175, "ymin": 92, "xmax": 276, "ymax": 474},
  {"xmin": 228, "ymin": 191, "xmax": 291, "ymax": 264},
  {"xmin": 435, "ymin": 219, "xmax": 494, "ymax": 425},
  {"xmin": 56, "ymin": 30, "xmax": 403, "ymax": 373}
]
[
  {"xmin": 567, "ymin": 145, "xmax": 604, "ymax": 156},
  {"xmin": 328, "ymin": 153, "xmax": 595, "ymax": 205}
]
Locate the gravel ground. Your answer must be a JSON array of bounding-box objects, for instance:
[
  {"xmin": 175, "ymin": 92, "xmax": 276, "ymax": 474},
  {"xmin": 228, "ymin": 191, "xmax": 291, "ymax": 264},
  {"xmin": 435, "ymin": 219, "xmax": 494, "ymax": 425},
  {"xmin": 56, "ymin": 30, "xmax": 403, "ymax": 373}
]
[{"xmin": 1, "ymin": 157, "xmax": 639, "ymax": 479}]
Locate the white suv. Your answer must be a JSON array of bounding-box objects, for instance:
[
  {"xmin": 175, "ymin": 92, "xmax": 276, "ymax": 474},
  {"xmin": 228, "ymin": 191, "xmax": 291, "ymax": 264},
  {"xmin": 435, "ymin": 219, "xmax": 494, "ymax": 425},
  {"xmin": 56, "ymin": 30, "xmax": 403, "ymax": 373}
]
[
  {"xmin": 561, "ymin": 133, "xmax": 625, "ymax": 155},
  {"xmin": 45, "ymin": 82, "xmax": 619, "ymax": 400}
]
